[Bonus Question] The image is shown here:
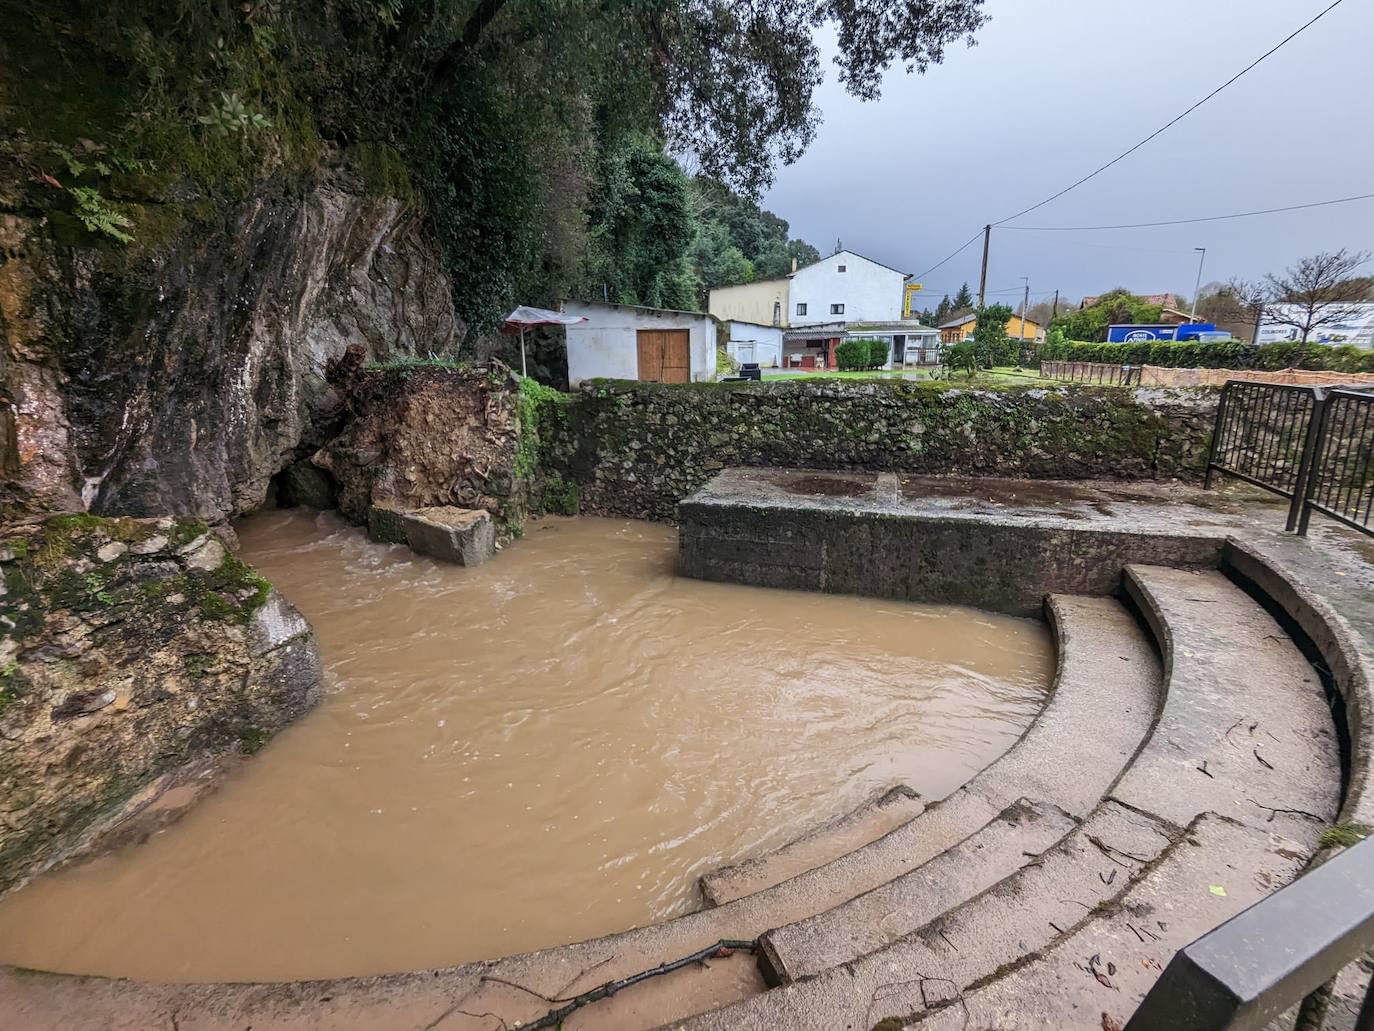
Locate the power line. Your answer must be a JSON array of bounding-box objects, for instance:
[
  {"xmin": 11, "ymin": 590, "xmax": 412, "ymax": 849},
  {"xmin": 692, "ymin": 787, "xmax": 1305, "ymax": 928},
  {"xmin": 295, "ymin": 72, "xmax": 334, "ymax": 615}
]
[
  {"xmin": 993, "ymin": 191, "xmax": 1374, "ymax": 232},
  {"xmin": 992, "ymin": 0, "xmax": 1348, "ymax": 227},
  {"xmin": 912, "ymin": 228, "xmax": 985, "ymax": 281}
]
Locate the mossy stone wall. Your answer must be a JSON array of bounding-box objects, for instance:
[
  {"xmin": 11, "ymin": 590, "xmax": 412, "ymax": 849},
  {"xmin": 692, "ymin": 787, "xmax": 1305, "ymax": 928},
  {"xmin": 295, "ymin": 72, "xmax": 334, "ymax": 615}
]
[{"xmin": 544, "ymin": 380, "xmax": 1218, "ymax": 521}]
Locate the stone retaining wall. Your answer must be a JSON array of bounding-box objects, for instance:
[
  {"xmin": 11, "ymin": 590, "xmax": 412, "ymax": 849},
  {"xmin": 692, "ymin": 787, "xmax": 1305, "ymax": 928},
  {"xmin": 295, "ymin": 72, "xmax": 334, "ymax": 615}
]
[{"xmin": 545, "ymin": 380, "xmax": 1218, "ymax": 521}]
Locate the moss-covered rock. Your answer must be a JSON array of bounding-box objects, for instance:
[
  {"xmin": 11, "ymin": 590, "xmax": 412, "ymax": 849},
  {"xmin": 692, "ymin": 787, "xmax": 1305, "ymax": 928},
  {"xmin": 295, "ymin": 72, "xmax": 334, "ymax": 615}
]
[{"xmin": 0, "ymin": 514, "xmax": 321, "ymax": 896}]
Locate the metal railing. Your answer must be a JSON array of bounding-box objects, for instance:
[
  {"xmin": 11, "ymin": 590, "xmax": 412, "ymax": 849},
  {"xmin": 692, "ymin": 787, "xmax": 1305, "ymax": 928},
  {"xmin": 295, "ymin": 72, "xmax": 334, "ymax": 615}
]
[
  {"xmin": 1298, "ymin": 388, "xmax": 1374, "ymax": 536},
  {"xmin": 1041, "ymin": 359, "xmax": 1141, "ymax": 385},
  {"xmin": 1127, "ymin": 833, "xmax": 1374, "ymax": 1031},
  {"xmin": 1205, "ymin": 380, "xmax": 1374, "ymax": 537}
]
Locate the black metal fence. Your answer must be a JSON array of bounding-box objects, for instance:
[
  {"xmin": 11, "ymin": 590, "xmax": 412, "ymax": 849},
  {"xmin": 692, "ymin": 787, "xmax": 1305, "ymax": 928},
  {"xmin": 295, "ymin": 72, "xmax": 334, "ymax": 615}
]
[{"xmin": 1205, "ymin": 380, "xmax": 1374, "ymax": 537}]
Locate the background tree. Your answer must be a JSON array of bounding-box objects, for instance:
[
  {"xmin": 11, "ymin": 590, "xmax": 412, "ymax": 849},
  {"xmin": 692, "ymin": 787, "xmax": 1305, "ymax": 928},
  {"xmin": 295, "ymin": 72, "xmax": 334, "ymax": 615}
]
[
  {"xmin": 1260, "ymin": 249, "xmax": 1371, "ymax": 345},
  {"xmin": 1052, "ymin": 289, "xmax": 1162, "ymax": 342},
  {"xmin": 953, "ymin": 282, "xmax": 974, "ymax": 311},
  {"xmin": 970, "ymin": 303, "xmax": 1014, "ymax": 367}
]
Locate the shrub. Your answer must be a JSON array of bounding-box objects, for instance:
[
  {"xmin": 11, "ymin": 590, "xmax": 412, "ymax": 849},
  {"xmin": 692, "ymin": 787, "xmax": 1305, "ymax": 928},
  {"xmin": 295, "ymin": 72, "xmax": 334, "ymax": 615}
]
[
  {"xmin": 836, "ymin": 338, "xmax": 888, "ymax": 371},
  {"xmin": 835, "ymin": 339, "xmax": 869, "ymax": 371},
  {"xmin": 1041, "ymin": 339, "xmax": 1374, "ymax": 372},
  {"xmin": 942, "ymin": 340, "xmax": 982, "ymax": 379}
]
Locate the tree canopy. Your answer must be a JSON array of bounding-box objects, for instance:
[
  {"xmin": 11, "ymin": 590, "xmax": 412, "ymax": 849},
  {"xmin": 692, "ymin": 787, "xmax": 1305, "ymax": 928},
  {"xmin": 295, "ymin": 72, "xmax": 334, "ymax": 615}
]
[{"xmin": 9, "ymin": 0, "xmax": 988, "ymax": 335}]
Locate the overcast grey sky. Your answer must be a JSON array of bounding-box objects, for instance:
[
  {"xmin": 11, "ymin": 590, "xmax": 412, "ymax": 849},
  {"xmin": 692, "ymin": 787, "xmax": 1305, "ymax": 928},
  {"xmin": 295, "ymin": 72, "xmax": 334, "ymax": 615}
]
[{"xmin": 762, "ymin": 0, "xmax": 1374, "ymax": 306}]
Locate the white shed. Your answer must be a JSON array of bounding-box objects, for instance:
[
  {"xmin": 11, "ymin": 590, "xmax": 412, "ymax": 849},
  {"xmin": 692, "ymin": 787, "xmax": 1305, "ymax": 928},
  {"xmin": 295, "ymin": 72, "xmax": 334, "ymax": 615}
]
[
  {"xmin": 724, "ymin": 319, "xmax": 783, "ymax": 368},
  {"xmin": 562, "ymin": 301, "xmax": 719, "ymax": 386}
]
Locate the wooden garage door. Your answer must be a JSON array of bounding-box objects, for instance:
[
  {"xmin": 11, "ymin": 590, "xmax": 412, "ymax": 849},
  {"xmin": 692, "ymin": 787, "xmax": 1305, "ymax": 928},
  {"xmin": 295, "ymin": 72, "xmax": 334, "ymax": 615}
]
[{"xmin": 636, "ymin": 329, "xmax": 691, "ymax": 383}]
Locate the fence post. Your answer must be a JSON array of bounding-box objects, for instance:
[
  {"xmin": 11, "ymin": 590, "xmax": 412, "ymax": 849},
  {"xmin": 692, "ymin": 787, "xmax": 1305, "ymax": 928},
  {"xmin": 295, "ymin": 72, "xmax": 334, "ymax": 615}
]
[
  {"xmin": 1204, "ymin": 382, "xmax": 1231, "ymax": 491},
  {"xmin": 1295, "ymin": 389, "xmax": 1332, "ymax": 536}
]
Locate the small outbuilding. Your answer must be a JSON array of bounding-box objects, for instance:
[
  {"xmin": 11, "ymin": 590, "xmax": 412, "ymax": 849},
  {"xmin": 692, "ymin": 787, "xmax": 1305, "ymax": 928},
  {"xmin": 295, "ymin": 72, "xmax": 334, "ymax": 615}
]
[
  {"xmin": 562, "ymin": 300, "xmax": 719, "ymax": 386},
  {"xmin": 724, "ymin": 319, "xmax": 783, "ymax": 368}
]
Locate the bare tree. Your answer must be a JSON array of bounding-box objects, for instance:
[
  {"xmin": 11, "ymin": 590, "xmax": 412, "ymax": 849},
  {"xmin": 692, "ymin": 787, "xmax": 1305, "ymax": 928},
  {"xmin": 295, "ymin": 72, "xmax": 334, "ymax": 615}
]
[
  {"xmin": 1262, "ymin": 249, "xmax": 1371, "ymax": 343},
  {"xmin": 1220, "ymin": 278, "xmax": 1271, "ymax": 344}
]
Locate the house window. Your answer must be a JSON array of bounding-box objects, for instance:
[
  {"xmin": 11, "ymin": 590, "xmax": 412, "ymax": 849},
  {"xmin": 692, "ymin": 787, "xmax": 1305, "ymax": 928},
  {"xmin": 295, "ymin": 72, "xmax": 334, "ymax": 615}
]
[
  {"xmin": 772, "ymin": 301, "xmax": 781, "ymax": 326},
  {"xmin": 830, "ymin": 303, "xmax": 845, "ymax": 315},
  {"xmin": 838, "ymin": 264, "xmax": 847, "ymax": 273},
  {"xmin": 796, "ymin": 303, "xmax": 808, "ymax": 316}
]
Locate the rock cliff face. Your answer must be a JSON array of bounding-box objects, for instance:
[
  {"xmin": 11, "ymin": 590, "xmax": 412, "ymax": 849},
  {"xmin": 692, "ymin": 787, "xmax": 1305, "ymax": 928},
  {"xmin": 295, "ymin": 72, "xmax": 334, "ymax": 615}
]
[
  {"xmin": 1, "ymin": 167, "xmax": 457, "ymax": 523},
  {"xmin": 314, "ymin": 363, "xmax": 527, "ymax": 530},
  {"xmin": 0, "ymin": 514, "xmax": 321, "ymax": 896}
]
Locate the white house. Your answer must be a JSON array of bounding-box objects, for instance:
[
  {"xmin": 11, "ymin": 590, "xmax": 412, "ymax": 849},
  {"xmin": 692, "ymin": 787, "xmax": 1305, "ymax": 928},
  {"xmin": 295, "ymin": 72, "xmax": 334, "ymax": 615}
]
[
  {"xmin": 789, "ymin": 250, "xmax": 911, "ymax": 327},
  {"xmin": 562, "ymin": 300, "xmax": 718, "ymax": 386},
  {"xmin": 723, "ymin": 319, "xmax": 783, "ymax": 368}
]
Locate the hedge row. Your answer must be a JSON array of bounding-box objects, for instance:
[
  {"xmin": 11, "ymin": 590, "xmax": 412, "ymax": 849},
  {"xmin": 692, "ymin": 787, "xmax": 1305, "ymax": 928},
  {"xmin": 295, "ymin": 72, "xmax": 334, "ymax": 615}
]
[
  {"xmin": 1039, "ymin": 339, "xmax": 1374, "ymax": 373},
  {"xmin": 837, "ymin": 338, "xmax": 890, "ymax": 370}
]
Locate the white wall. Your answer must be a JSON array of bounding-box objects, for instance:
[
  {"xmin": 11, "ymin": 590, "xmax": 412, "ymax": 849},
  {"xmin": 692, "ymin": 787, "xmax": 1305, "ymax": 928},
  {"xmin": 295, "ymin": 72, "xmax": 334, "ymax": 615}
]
[
  {"xmin": 725, "ymin": 320, "xmax": 783, "ymax": 367},
  {"xmin": 790, "ymin": 251, "xmax": 906, "ymax": 326},
  {"xmin": 562, "ymin": 301, "xmax": 718, "ymax": 385}
]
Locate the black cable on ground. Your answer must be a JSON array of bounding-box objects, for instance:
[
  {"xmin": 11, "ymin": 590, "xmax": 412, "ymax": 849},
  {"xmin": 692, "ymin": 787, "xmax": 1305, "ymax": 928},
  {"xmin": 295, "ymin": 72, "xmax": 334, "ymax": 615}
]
[{"xmin": 514, "ymin": 938, "xmax": 759, "ymax": 1030}]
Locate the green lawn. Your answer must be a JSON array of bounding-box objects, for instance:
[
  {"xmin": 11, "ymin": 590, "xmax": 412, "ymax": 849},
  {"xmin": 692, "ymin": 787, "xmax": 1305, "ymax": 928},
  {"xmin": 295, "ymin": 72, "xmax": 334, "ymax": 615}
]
[{"xmin": 760, "ymin": 366, "xmax": 1052, "ymax": 386}]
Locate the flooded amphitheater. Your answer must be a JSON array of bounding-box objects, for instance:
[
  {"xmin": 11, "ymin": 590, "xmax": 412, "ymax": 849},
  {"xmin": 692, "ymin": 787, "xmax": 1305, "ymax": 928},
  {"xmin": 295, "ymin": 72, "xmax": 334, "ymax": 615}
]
[{"xmin": 0, "ymin": 512, "xmax": 1053, "ymax": 983}]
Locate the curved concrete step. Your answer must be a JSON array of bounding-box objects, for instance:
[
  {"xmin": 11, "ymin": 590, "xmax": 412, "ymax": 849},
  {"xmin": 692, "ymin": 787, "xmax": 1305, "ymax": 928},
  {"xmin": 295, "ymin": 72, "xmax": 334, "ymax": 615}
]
[
  {"xmin": 906, "ymin": 816, "xmax": 1307, "ymax": 1030},
  {"xmin": 759, "ymin": 797, "xmax": 1076, "ymax": 984},
  {"xmin": 675, "ymin": 568, "xmax": 1343, "ymax": 1029},
  {"xmin": 756, "ymin": 593, "xmax": 1161, "ymax": 984},
  {"xmin": 1118, "ymin": 565, "xmax": 1340, "ymax": 841},
  {"xmin": 700, "ymin": 784, "xmax": 925, "ymax": 907}
]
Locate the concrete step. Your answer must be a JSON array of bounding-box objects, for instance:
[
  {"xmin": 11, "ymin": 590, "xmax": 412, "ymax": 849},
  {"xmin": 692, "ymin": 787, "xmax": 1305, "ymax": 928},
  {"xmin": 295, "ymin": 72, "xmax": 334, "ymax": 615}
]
[
  {"xmin": 758, "ymin": 797, "xmax": 1077, "ymax": 984},
  {"xmin": 1118, "ymin": 565, "xmax": 1340, "ymax": 841},
  {"xmin": 673, "ymin": 570, "xmax": 1343, "ymax": 1029},
  {"xmin": 700, "ymin": 785, "xmax": 925, "ymax": 907},
  {"xmin": 905, "ymin": 816, "xmax": 1309, "ymax": 1031},
  {"xmin": 753, "ymin": 594, "xmax": 1161, "ymax": 985},
  {"xmin": 698, "ymin": 594, "xmax": 1160, "ymax": 918}
]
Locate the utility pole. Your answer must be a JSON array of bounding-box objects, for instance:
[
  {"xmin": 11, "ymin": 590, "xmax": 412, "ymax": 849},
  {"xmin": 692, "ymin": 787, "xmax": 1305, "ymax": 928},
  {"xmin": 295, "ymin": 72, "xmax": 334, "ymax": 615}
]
[
  {"xmin": 1051, "ymin": 289, "xmax": 1060, "ymax": 320},
  {"xmin": 1020, "ymin": 277, "xmax": 1029, "ymax": 344},
  {"xmin": 1189, "ymin": 247, "xmax": 1207, "ymax": 322},
  {"xmin": 977, "ymin": 224, "xmax": 991, "ymax": 308}
]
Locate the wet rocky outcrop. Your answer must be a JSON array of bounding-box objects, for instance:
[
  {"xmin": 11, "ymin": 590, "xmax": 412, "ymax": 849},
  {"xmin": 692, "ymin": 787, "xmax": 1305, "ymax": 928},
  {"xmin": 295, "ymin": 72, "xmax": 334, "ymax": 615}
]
[
  {"xmin": 0, "ymin": 514, "xmax": 321, "ymax": 895},
  {"xmin": 314, "ymin": 362, "xmax": 528, "ymax": 532},
  {"xmin": 1, "ymin": 161, "xmax": 458, "ymax": 523}
]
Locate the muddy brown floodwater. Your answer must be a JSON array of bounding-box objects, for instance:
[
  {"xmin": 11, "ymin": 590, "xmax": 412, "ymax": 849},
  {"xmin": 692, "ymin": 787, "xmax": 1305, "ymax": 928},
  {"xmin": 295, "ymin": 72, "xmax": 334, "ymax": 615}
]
[{"xmin": 0, "ymin": 513, "xmax": 1053, "ymax": 983}]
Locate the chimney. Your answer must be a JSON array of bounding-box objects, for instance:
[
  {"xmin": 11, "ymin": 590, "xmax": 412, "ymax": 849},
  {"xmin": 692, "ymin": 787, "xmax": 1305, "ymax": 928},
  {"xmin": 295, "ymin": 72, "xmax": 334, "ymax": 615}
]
[{"xmin": 791, "ymin": 257, "xmax": 797, "ymax": 273}]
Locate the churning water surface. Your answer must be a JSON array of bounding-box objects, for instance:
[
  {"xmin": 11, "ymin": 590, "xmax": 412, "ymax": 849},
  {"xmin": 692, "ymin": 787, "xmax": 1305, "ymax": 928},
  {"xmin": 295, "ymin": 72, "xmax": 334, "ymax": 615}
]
[{"xmin": 0, "ymin": 513, "xmax": 1053, "ymax": 982}]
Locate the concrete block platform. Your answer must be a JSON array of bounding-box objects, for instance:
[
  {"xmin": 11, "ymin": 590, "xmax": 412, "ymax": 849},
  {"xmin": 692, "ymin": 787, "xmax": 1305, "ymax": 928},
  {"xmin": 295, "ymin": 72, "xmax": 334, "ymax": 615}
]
[
  {"xmin": 367, "ymin": 503, "xmax": 496, "ymax": 566},
  {"xmin": 678, "ymin": 467, "xmax": 1298, "ymax": 616}
]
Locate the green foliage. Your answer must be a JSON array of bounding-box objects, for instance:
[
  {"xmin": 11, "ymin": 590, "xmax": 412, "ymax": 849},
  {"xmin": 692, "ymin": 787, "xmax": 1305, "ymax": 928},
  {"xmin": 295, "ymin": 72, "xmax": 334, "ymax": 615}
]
[
  {"xmin": 1053, "ymin": 289, "xmax": 1164, "ymax": 342},
  {"xmin": 68, "ymin": 187, "xmax": 134, "ymax": 243},
  {"xmin": 515, "ymin": 376, "xmax": 569, "ymax": 481},
  {"xmin": 582, "ymin": 136, "xmax": 697, "ymax": 311},
  {"xmin": 942, "ymin": 340, "xmax": 983, "ymax": 379},
  {"xmin": 834, "ymin": 338, "xmax": 893, "ymax": 371},
  {"xmin": 197, "ymin": 91, "xmax": 271, "ymax": 136},
  {"xmin": 1039, "ymin": 337, "xmax": 1374, "ymax": 373},
  {"xmin": 540, "ymin": 476, "xmax": 579, "ymax": 516},
  {"xmin": 970, "ymin": 304, "xmax": 1015, "ymax": 367},
  {"xmin": 1319, "ymin": 823, "xmax": 1370, "ymax": 849}
]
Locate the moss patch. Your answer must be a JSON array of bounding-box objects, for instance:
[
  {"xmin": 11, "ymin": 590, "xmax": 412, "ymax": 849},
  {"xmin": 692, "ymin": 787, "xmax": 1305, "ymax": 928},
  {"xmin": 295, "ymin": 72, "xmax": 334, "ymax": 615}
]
[{"xmin": 1319, "ymin": 823, "xmax": 1370, "ymax": 849}]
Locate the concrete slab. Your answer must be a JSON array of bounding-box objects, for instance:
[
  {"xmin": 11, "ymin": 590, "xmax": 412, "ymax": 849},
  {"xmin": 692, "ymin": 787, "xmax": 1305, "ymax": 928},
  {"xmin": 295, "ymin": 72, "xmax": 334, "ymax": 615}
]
[{"xmin": 368, "ymin": 503, "xmax": 496, "ymax": 566}]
